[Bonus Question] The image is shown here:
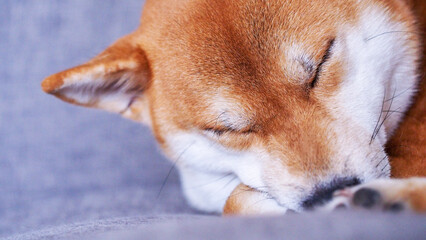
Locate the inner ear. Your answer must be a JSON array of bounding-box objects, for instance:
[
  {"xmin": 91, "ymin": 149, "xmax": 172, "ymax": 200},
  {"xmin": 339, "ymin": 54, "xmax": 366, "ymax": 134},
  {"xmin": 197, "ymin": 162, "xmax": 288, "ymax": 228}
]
[{"xmin": 42, "ymin": 38, "xmax": 151, "ymax": 117}]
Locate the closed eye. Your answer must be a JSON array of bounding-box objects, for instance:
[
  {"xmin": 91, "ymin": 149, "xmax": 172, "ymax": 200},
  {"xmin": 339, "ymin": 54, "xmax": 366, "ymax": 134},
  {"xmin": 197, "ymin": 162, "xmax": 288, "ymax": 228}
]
[
  {"xmin": 310, "ymin": 38, "xmax": 335, "ymax": 88},
  {"xmin": 203, "ymin": 126, "xmax": 256, "ymax": 136},
  {"xmin": 204, "ymin": 127, "xmax": 229, "ymax": 136}
]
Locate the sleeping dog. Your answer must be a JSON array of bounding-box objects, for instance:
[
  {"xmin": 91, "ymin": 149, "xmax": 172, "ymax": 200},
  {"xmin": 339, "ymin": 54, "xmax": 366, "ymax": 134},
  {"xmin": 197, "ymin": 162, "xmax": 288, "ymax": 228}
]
[{"xmin": 42, "ymin": 0, "xmax": 426, "ymax": 214}]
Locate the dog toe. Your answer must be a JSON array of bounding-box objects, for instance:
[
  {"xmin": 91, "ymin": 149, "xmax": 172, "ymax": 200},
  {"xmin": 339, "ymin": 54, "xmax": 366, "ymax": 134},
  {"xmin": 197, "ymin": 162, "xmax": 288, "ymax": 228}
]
[{"xmin": 352, "ymin": 188, "xmax": 382, "ymax": 209}]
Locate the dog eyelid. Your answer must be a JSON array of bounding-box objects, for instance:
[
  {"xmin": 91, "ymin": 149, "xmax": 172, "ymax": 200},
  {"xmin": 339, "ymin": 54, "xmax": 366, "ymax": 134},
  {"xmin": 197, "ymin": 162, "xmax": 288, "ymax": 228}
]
[
  {"xmin": 203, "ymin": 125, "xmax": 256, "ymax": 136},
  {"xmin": 204, "ymin": 127, "xmax": 228, "ymax": 136},
  {"xmin": 310, "ymin": 38, "xmax": 335, "ymax": 88}
]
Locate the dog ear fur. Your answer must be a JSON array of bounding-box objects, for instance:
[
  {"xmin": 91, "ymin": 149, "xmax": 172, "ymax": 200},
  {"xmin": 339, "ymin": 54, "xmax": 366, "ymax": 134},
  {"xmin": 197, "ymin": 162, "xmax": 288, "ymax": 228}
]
[{"xmin": 42, "ymin": 35, "xmax": 151, "ymax": 122}]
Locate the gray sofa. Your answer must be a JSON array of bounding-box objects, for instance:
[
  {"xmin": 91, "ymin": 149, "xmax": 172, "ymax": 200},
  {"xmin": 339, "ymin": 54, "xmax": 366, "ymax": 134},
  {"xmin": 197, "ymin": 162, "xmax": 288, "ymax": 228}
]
[{"xmin": 1, "ymin": 1, "xmax": 425, "ymax": 239}]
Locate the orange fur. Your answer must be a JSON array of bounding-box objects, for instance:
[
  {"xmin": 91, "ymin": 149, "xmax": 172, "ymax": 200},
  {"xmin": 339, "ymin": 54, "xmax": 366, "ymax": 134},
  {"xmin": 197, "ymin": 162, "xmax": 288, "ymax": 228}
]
[
  {"xmin": 225, "ymin": 0, "xmax": 426, "ymax": 214},
  {"xmin": 223, "ymin": 184, "xmax": 255, "ymax": 215},
  {"xmin": 42, "ymin": 0, "xmax": 425, "ymax": 215},
  {"xmin": 387, "ymin": 0, "xmax": 426, "ymax": 178}
]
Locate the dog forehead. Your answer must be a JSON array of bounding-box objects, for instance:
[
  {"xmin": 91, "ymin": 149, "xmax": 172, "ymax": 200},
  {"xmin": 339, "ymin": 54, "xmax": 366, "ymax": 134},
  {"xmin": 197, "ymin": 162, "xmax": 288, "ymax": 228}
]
[
  {"xmin": 143, "ymin": 0, "xmax": 358, "ymax": 65},
  {"xmin": 141, "ymin": 0, "xmax": 360, "ymax": 121},
  {"xmin": 162, "ymin": 0, "xmax": 355, "ymax": 84}
]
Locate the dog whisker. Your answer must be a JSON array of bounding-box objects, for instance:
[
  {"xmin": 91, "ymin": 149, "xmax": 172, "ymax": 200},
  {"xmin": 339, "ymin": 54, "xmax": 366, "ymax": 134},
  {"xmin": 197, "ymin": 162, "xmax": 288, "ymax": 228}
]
[
  {"xmin": 370, "ymin": 89, "xmax": 387, "ymax": 144},
  {"xmin": 156, "ymin": 141, "xmax": 197, "ymax": 199},
  {"xmin": 375, "ymin": 155, "xmax": 388, "ymax": 169},
  {"xmin": 247, "ymin": 196, "xmax": 276, "ymax": 210},
  {"xmin": 382, "ymin": 110, "xmax": 404, "ymax": 114},
  {"xmin": 380, "ymin": 161, "xmax": 390, "ymax": 175},
  {"xmin": 384, "ymin": 84, "xmax": 416, "ymax": 103},
  {"xmin": 190, "ymin": 173, "xmax": 235, "ymax": 189},
  {"xmin": 372, "ymin": 88, "xmax": 397, "ymax": 142},
  {"xmin": 365, "ymin": 30, "xmax": 419, "ymax": 42}
]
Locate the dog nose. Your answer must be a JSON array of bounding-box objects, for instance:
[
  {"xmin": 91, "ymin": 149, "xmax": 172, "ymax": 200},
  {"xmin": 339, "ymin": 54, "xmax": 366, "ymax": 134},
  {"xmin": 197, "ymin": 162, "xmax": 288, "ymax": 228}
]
[{"xmin": 302, "ymin": 177, "xmax": 360, "ymax": 209}]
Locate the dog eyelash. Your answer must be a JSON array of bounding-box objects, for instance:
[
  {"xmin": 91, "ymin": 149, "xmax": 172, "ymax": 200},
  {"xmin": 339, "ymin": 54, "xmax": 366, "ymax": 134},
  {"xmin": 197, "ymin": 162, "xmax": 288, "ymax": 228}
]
[
  {"xmin": 203, "ymin": 127, "xmax": 255, "ymax": 136},
  {"xmin": 204, "ymin": 127, "xmax": 228, "ymax": 136},
  {"xmin": 310, "ymin": 38, "xmax": 335, "ymax": 88}
]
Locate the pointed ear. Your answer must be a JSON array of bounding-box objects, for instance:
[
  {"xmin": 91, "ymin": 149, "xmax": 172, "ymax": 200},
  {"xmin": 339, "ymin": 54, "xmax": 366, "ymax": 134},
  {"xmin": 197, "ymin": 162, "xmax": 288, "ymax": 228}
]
[{"xmin": 42, "ymin": 36, "xmax": 151, "ymax": 122}]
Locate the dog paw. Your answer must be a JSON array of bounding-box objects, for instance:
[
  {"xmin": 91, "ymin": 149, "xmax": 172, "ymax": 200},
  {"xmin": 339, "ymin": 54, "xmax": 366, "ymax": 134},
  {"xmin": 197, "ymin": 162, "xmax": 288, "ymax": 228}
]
[
  {"xmin": 223, "ymin": 184, "xmax": 287, "ymax": 215},
  {"xmin": 323, "ymin": 178, "xmax": 426, "ymax": 213}
]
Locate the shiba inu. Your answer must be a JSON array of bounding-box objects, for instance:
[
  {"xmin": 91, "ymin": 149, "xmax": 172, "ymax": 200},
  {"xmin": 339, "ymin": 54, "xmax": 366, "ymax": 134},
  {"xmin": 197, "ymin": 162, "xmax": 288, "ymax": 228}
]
[{"xmin": 42, "ymin": 0, "xmax": 426, "ymax": 215}]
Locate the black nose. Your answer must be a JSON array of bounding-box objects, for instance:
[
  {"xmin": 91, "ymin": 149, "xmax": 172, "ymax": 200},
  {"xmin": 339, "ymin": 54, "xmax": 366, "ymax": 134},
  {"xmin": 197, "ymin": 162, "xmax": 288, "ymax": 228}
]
[{"xmin": 302, "ymin": 177, "xmax": 360, "ymax": 209}]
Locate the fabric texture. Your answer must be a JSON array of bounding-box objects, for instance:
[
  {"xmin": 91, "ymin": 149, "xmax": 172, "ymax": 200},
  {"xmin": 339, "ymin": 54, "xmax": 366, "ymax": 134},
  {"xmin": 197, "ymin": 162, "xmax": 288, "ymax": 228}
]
[{"xmin": 1, "ymin": 1, "xmax": 425, "ymax": 239}]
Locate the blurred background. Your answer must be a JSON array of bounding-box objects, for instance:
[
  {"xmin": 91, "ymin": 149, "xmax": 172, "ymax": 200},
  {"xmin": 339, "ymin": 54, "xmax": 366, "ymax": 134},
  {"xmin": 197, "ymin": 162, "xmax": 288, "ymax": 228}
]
[{"xmin": 0, "ymin": 0, "xmax": 194, "ymax": 237}]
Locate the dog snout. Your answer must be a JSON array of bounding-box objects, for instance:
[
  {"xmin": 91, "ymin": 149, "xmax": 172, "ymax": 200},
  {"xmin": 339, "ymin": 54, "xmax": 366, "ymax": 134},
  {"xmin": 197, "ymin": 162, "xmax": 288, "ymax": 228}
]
[{"xmin": 302, "ymin": 177, "xmax": 361, "ymax": 209}]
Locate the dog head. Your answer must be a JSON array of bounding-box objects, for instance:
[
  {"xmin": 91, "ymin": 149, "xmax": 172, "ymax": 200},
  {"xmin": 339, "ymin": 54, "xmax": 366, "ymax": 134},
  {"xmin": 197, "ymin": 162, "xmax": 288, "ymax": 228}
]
[{"xmin": 42, "ymin": 0, "xmax": 420, "ymax": 212}]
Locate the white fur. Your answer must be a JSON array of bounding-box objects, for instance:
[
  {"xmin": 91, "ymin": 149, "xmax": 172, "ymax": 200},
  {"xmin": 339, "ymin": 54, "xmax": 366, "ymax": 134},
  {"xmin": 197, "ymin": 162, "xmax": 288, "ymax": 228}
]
[
  {"xmin": 60, "ymin": 61, "xmax": 140, "ymax": 113},
  {"xmin": 208, "ymin": 94, "xmax": 252, "ymax": 131},
  {"xmin": 337, "ymin": 5, "xmax": 417, "ymax": 143},
  {"xmin": 178, "ymin": 166, "xmax": 240, "ymax": 212},
  {"xmin": 161, "ymin": 4, "xmax": 419, "ymax": 213},
  {"xmin": 325, "ymin": 5, "xmax": 418, "ymax": 181},
  {"xmin": 109, "ymin": 2, "xmax": 421, "ymax": 215},
  {"xmin": 166, "ymin": 132, "xmax": 268, "ymax": 212}
]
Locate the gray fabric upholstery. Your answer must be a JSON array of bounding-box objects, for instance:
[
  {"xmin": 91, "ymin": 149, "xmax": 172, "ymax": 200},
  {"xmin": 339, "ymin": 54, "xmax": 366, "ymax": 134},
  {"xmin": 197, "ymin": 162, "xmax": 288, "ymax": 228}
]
[
  {"xmin": 1, "ymin": 1, "xmax": 425, "ymax": 239},
  {"xmin": 6, "ymin": 213, "xmax": 426, "ymax": 240},
  {"xmin": 1, "ymin": 0, "xmax": 196, "ymax": 237}
]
